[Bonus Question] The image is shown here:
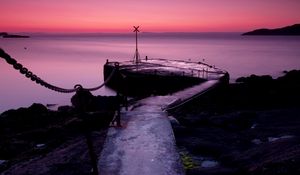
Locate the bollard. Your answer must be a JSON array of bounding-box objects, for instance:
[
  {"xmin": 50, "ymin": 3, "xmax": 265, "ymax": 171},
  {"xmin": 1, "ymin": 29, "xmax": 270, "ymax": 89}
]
[{"xmin": 71, "ymin": 88, "xmax": 99, "ymax": 175}]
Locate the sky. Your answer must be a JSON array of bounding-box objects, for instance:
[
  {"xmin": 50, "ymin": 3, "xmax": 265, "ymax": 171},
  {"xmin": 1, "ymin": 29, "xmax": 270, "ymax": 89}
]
[{"xmin": 1, "ymin": 0, "xmax": 300, "ymax": 33}]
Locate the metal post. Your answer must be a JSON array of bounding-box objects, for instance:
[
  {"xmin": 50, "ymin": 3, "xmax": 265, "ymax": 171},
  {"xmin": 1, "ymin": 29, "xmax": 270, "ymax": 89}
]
[
  {"xmin": 206, "ymin": 68, "xmax": 208, "ymax": 79},
  {"xmin": 133, "ymin": 26, "xmax": 140, "ymax": 64}
]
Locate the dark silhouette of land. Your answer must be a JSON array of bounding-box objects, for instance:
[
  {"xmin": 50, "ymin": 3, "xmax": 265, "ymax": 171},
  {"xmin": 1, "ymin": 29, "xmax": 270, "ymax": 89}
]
[
  {"xmin": 172, "ymin": 70, "xmax": 300, "ymax": 175},
  {"xmin": 242, "ymin": 24, "xmax": 300, "ymax": 35},
  {"xmin": 0, "ymin": 32, "xmax": 29, "ymax": 38}
]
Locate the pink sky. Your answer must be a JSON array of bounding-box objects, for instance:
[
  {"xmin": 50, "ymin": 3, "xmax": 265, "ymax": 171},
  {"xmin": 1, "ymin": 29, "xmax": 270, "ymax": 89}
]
[{"xmin": 1, "ymin": 0, "xmax": 300, "ymax": 33}]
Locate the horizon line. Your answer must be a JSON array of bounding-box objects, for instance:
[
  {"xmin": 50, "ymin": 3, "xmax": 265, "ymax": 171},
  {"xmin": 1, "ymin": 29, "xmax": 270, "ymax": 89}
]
[{"xmin": 5, "ymin": 31, "xmax": 244, "ymax": 35}]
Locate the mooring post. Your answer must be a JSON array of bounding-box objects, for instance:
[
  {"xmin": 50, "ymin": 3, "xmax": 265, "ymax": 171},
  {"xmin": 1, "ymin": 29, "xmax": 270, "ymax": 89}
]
[{"xmin": 72, "ymin": 88, "xmax": 99, "ymax": 175}]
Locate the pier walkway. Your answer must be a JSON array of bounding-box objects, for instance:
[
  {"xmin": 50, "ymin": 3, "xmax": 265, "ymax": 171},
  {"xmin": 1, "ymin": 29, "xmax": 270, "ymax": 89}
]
[{"xmin": 97, "ymin": 79, "xmax": 222, "ymax": 175}]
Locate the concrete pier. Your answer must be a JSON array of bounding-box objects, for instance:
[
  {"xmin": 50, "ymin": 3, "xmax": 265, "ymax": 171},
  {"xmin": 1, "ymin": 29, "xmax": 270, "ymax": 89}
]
[
  {"xmin": 98, "ymin": 79, "xmax": 223, "ymax": 175},
  {"xmin": 98, "ymin": 58, "xmax": 228, "ymax": 174}
]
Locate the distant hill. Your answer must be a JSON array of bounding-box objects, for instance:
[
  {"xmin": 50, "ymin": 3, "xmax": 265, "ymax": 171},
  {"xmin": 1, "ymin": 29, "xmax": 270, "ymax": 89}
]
[
  {"xmin": 0, "ymin": 32, "xmax": 29, "ymax": 38},
  {"xmin": 242, "ymin": 24, "xmax": 300, "ymax": 35}
]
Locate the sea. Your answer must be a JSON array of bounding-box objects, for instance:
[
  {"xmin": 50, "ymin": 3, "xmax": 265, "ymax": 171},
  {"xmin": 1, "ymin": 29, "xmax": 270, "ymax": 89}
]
[{"xmin": 1, "ymin": 33, "xmax": 300, "ymax": 113}]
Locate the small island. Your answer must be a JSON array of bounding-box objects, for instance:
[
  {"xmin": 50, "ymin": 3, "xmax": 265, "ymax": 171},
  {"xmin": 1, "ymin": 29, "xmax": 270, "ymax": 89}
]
[
  {"xmin": 0, "ymin": 32, "xmax": 29, "ymax": 38},
  {"xmin": 242, "ymin": 24, "xmax": 300, "ymax": 35}
]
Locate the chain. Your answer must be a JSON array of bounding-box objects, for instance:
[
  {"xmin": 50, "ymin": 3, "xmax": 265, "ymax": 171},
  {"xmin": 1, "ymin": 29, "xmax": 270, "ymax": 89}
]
[{"xmin": 0, "ymin": 48, "xmax": 116, "ymax": 93}]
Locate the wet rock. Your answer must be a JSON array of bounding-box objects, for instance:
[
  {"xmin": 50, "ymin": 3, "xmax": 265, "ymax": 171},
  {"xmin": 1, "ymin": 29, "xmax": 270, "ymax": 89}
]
[
  {"xmin": 57, "ymin": 105, "xmax": 73, "ymax": 112},
  {"xmin": 28, "ymin": 103, "xmax": 48, "ymax": 114},
  {"xmin": 268, "ymin": 135, "xmax": 294, "ymax": 142},
  {"xmin": 209, "ymin": 111, "xmax": 256, "ymax": 131},
  {"xmin": 221, "ymin": 138, "xmax": 300, "ymax": 172},
  {"xmin": 0, "ymin": 160, "xmax": 8, "ymax": 172},
  {"xmin": 1, "ymin": 103, "xmax": 48, "ymax": 119},
  {"xmin": 201, "ymin": 160, "xmax": 219, "ymax": 168},
  {"xmin": 251, "ymin": 139, "xmax": 262, "ymax": 145},
  {"xmin": 34, "ymin": 144, "xmax": 46, "ymax": 150},
  {"xmin": 168, "ymin": 115, "xmax": 180, "ymax": 127},
  {"xmin": 236, "ymin": 75, "xmax": 274, "ymax": 88}
]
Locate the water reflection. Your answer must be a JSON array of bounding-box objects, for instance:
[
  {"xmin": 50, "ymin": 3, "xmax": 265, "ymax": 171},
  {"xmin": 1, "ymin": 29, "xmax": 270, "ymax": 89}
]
[{"xmin": 1, "ymin": 34, "xmax": 300, "ymax": 112}]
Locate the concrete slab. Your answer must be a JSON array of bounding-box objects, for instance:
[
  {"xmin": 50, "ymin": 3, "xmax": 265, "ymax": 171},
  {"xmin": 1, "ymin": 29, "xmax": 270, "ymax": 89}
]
[{"xmin": 98, "ymin": 105, "xmax": 184, "ymax": 175}]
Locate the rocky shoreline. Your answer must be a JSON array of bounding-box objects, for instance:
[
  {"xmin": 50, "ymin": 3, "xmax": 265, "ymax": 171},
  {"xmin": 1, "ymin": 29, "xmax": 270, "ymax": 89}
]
[
  {"xmin": 0, "ymin": 95, "xmax": 118, "ymax": 174},
  {"xmin": 171, "ymin": 70, "xmax": 300, "ymax": 175}
]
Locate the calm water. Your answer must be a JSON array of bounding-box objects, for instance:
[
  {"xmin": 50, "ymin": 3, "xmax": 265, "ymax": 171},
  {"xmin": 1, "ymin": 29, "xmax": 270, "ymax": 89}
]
[{"xmin": 1, "ymin": 33, "xmax": 300, "ymax": 112}]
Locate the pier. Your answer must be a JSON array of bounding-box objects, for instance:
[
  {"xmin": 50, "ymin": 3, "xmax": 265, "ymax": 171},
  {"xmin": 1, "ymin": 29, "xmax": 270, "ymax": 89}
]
[
  {"xmin": 98, "ymin": 58, "xmax": 229, "ymax": 174},
  {"xmin": 104, "ymin": 58, "xmax": 228, "ymax": 96}
]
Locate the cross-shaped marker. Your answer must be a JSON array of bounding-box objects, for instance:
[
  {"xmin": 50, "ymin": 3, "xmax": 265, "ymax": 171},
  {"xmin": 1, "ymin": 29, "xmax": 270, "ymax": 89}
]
[{"xmin": 133, "ymin": 26, "xmax": 140, "ymax": 32}]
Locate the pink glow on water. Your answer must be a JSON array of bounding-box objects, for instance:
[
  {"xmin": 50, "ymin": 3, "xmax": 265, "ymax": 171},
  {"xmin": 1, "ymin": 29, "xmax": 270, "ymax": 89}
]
[
  {"xmin": 1, "ymin": 0, "xmax": 300, "ymax": 32},
  {"xmin": 1, "ymin": 34, "xmax": 300, "ymax": 112}
]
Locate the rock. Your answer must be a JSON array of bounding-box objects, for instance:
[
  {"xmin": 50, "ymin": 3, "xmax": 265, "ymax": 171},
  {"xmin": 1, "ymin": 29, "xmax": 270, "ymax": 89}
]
[
  {"xmin": 28, "ymin": 103, "xmax": 48, "ymax": 114},
  {"xmin": 0, "ymin": 160, "xmax": 8, "ymax": 172},
  {"xmin": 201, "ymin": 160, "xmax": 219, "ymax": 168},
  {"xmin": 168, "ymin": 115, "xmax": 180, "ymax": 126},
  {"xmin": 34, "ymin": 143, "xmax": 46, "ymax": 150},
  {"xmin": 268, "ymin": 135, "xmax": 294, "ymax": 142},
  {"xmin": 251, "ymin": 139, "xmax": 262, "ymax": 145},
  {"xmin": 236, "ymin": 74, "xmax": 273, "ymax": 87},
  {"xmin": 57, "ymin": 105, "xmax": 73, "ymax": 112},
  {"xmin": 209, "ymin": 111, "xmax": 256, "ymax": 130}
]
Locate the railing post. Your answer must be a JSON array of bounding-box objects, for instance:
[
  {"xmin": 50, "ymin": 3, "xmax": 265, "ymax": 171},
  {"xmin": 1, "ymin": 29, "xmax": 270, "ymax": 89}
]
[
  {"xmin": 124, "ymin": 75, "xmax": 128, "ymax": 111},
  {"xmin": 206, "ymin": 68, "xmax": 208, "ymax": 79}
]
